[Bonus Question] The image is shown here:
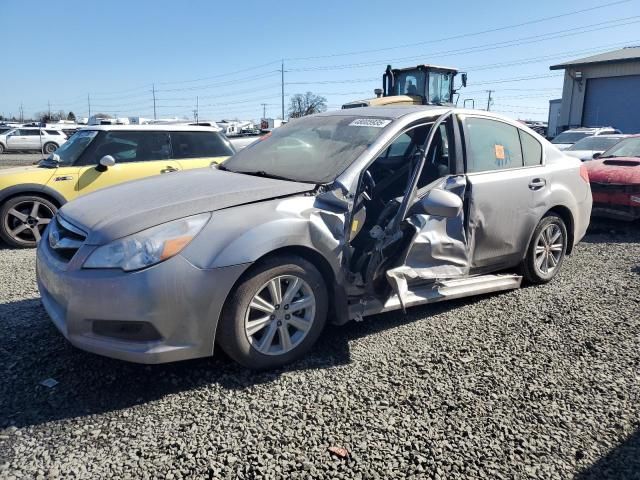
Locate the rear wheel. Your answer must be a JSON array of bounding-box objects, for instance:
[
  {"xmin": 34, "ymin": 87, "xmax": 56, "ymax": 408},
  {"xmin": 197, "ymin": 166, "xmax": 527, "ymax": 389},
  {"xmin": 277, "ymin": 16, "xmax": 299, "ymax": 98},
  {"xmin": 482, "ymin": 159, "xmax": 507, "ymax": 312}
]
[
  {"xmin": 43, "ymin": 142, "xmax": 58, "ymax": 154},
  {"xmin": 0, "ymin": 143, "xmax": 5, "ymax": 154},
  {"xmin": 217, "ymin": 254, "xmax": 328, "ymax": 369},
  {"xmin": 521, "ymin": 214, "xmax": 567, "ymax": 284},
  {"xmin": 0, "ymin": 195, "xmax": 57, "ymax": 248}
]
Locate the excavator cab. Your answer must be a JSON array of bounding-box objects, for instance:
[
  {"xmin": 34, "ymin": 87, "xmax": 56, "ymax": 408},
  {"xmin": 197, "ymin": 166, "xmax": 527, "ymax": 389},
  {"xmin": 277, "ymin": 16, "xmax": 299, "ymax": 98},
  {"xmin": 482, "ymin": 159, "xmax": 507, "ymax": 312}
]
[{"xmin": 342, "ymin": 64, "xmax": 466, "ymax": 109}]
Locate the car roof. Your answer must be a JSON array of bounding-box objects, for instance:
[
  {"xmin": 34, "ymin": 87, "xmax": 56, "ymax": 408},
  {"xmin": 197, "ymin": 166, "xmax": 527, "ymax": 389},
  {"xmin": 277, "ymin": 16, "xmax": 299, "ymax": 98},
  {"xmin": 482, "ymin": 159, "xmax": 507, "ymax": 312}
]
[
  {"xmin": 79, "ymin": 124, "xmax": 222, "ymax": 132},
  {"xmin": 564, "ymin": 127, "xmax": 616, "ymax": 132},
  {"xmin": 313, "ymin": 105, "xmax": 525, "ymax": 125}
]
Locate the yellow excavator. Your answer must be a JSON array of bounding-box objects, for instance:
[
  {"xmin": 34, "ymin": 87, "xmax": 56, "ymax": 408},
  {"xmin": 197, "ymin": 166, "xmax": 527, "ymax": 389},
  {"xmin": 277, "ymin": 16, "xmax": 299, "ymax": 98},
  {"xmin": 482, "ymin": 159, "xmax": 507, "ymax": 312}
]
[{"xmin": 342, "ymin": 64, "xmax": 467, "ymax": 109}]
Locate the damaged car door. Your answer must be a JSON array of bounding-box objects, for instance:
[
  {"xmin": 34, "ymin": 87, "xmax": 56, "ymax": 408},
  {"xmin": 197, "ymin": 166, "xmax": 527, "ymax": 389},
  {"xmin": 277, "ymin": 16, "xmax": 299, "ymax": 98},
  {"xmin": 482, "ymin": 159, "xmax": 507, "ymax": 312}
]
[
  {"xmin": 382, "ymin": 112, "xmax": 472, "ymax": 301},
  {"xmin": 459, "ymin": 114, "xmax": 545, "ymax": 270}
]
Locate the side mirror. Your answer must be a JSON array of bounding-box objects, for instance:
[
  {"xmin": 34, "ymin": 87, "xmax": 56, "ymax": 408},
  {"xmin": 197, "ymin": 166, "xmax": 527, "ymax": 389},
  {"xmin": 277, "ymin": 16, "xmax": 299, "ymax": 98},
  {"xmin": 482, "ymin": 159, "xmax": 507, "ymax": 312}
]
[
  {"xmin": 461, "ymin": 73, "xmax": 468, "ymax": 88},
  {"xmin": 592, "ymin": 152, "xmax": 601, "ymax": 160},
  {"xmin": 414, "ymin": 188, "xmax": 462, "ymax": 218},
  {"xmin": 96, "ymin": 155, "xmax": 116, "ymax": 172}
]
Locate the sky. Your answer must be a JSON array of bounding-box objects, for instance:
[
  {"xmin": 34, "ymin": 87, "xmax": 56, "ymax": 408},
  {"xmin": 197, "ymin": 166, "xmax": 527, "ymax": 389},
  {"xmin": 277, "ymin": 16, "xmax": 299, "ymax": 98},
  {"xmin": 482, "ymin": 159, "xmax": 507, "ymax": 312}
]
[{"xmin": 0, "ymin": 0, "xmax": 639, "ymax": 122}]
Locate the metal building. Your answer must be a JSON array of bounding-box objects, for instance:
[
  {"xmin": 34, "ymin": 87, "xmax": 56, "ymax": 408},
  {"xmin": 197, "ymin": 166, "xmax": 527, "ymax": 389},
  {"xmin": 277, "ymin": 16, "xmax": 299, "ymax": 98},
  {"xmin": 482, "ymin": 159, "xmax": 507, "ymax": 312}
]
[{"xmin": 550, "ymin": 46, "xmax": 640, "ymax": 134}]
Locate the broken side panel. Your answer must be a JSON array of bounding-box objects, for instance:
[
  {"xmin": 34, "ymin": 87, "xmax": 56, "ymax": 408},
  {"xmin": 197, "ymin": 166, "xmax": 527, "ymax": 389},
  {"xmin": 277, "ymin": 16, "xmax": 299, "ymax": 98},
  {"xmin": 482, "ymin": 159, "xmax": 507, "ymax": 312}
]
[{"xmin": 386, "ymin": 175, "xmax": 471, "ymax": 303}]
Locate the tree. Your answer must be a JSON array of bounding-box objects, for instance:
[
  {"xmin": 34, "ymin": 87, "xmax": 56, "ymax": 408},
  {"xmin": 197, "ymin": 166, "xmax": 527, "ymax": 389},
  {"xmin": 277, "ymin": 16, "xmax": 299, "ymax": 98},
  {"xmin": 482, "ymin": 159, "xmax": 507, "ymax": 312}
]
[
  {"xmin": 67, "ymin": 111, "xmax": 76, "ymax": 121},
  {"xmin": 93, "ymin": 113, "xmax": 112, "ymax": 119},
  {"xmin": 288, "ymin": 92, "xmax": 327, "ymax": 119},
  {"xmin": 34, "ymin": 111, "xmax": 54, "ymax": 123}
]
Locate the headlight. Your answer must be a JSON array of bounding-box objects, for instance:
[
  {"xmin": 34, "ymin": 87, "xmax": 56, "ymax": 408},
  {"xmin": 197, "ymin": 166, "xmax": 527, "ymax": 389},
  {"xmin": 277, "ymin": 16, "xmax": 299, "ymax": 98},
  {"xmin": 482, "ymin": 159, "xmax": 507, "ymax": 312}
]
[{"xmin": 83, "ymin": 213, "xmax": 210, "ymax": 271}]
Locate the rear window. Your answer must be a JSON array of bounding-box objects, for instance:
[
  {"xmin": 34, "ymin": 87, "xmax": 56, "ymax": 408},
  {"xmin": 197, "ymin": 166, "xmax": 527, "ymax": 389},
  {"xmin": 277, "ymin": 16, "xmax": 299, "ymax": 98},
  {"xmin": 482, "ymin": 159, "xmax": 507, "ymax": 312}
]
[
  {"xmin": 170, "ymin": 131, "xmax": 234, "ymax": 159},
  {"xmin": 552, "ymin": 131, "xmax": 591, "ymax": 144}
]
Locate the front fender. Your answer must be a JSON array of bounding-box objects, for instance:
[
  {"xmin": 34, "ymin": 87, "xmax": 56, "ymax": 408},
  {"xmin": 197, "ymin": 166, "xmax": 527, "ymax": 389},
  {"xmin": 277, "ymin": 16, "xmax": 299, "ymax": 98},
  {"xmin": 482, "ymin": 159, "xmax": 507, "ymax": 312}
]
[
  {"xmin": 181, "ymin": 196, "xmax": 345, "ymax": 276},
  {"xmin": 0, "ymin": 183, "xmax": 67, "ymax": 206}
]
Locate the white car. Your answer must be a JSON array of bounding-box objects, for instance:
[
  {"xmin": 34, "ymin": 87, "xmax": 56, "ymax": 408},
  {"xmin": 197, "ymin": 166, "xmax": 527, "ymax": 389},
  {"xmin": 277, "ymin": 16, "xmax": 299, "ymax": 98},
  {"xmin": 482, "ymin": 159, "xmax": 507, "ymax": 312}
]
[
  {"xmin": 564, "ymin": 134, "xmax": 628, "ymax": 161},
  {"xmin": 0, "ymin": 127, "xmax": 67, "ymax": 154},
  {"xmin": 551, "ymin": 127, "xmax": 621, "ymax": 151}
]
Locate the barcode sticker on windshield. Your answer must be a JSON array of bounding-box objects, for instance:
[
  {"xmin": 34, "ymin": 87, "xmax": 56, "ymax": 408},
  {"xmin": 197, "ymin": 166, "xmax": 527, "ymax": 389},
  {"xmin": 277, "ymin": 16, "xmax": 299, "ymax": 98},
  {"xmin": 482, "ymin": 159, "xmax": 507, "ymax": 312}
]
[{"xmin": 349, "ymin": 118, "xmax": 392, "ymax": 128}]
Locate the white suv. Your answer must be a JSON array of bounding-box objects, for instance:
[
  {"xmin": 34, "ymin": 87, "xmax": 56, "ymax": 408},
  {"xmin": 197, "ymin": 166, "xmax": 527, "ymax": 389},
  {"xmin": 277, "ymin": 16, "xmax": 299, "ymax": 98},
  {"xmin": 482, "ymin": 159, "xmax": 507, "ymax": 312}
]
[
  {"xmin": 0, "ymin": 128, "xmax": 68, "ymax": 154},
  {"xmin": 551, "ymin": 127, "xmax": 621, "ymax": 150}
]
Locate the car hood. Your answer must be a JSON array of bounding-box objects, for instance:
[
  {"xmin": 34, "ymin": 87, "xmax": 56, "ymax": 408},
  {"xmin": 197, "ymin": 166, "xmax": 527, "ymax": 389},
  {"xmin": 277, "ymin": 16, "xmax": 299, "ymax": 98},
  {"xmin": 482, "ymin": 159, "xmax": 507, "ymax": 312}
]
[
  {"xmin": 585, "ymin": 157, "xmax": 640, "ymax": 185},
  {"xmin": 0, "ymin": 165, "xmax": 55, "ymax": 189},
  {"xmin": 59, "ymin": 168, "xmax": 316, "ymax": 245}
]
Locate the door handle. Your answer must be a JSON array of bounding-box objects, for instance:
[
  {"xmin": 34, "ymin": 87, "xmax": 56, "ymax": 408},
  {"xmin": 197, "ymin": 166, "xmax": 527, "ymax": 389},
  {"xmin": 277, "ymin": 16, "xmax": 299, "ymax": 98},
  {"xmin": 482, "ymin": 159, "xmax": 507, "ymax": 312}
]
[
  {"xmin": 528, "ymin": 178, "xmax": 546, "ymax": 190},
  {"xmin": 160, "ymin": 166, "xmax": 178, "ymax": 174}
]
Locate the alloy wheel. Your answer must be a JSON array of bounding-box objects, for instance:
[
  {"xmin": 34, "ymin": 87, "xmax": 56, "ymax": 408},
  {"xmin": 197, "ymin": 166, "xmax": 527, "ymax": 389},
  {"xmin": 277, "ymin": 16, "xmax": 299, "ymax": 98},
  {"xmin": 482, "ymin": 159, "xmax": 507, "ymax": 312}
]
[
  {"xmin": 244, "ymin": 275, "xmax": 316, "ymax": 356},
  {"xmin": 534, "ymin": 222, "xmax": 564, "ymax": 275},
  {"xmin": 4, "ymin": 200, "xmax": 54, "ymax": 244}
]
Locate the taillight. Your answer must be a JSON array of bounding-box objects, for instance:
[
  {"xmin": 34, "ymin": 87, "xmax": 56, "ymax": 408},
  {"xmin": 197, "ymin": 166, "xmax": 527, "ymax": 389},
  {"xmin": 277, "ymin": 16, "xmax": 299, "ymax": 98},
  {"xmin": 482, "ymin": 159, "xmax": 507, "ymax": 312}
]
[{"xmin": 580, "ymin": 164, "xmax": 589, "ymax": 183}]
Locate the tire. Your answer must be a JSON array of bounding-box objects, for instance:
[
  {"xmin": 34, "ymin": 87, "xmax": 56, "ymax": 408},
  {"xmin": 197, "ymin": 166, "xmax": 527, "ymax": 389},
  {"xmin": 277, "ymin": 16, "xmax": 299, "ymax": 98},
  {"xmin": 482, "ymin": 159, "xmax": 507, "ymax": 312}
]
[
  {"xmin": 217, "ymin": 254, "xmax": 328, "ymax": 370},
  {"xmin": 521, "ymin": 213, "xmax": 568, "ymax": 284},
  {"xmin": 0, "ymin": 195, "xmax": 57, "ymax": 248},
  {"xmin": 43, "ymin": 142, "xmax": 58, "ymax": 154},
  {"xmin": 0, "ymin": 143, "xmax": 4, "ymax": 154}
]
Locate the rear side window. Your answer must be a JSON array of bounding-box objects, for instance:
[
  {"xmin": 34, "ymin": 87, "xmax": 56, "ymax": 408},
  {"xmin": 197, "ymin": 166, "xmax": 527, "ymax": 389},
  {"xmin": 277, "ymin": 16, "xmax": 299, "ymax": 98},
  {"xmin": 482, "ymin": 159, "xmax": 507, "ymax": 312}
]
[
  {"xmin": 85, "ymin": 131, "xmax": 171, "ymax": 164},
  {"xmin": 45, "ymin": 130, "xmax": 61, "ymax": 135},
  {"xmin": 170, "ymin": 131, "xmax": 234, "ymax": 159},
  {"xmin": 463, "ymin": 117, "xmax": 523, "ymax": 173},
  {"xmin": 519, "ymin": 130, "xmax": 543, "ymax": 166},
  {"xmin": 19, "ymin": 129, "xmax": 40, "ymax": 136}
]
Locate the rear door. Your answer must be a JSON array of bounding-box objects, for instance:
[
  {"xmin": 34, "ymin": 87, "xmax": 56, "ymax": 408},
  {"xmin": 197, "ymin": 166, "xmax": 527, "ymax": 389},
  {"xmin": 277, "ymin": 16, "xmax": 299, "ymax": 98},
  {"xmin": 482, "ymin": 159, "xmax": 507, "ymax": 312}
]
[
  {"xmin": 460, "ymin": 115, "xmax": 545, "ymax": 270},
  {"xmin": 170, "ymin": 131, "xmax": 235, "ymax": 169},
  {"xmin": 77, "ymin": 130, "xmax": 181, "ymax": 195}
]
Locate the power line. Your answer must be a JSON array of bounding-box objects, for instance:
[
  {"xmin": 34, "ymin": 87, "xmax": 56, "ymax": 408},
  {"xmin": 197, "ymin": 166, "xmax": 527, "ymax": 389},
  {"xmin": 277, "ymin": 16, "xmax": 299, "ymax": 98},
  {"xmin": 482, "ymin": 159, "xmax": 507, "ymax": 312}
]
[
  {"xmin": 286, "ymin": 16, "xmax": 640, "ymax": 73},
  {"xmin": 283, "ymin": 0, "xmax": 631, "ymax": 61}
]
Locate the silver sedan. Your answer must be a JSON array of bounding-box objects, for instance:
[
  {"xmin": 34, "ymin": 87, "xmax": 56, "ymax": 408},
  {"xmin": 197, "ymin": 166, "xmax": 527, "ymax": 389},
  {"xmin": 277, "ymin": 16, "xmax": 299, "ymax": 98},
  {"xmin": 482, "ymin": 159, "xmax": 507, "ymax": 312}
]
[{"xmin": 36, "ymin": 106, "xmax": 592, "ymax": 369}]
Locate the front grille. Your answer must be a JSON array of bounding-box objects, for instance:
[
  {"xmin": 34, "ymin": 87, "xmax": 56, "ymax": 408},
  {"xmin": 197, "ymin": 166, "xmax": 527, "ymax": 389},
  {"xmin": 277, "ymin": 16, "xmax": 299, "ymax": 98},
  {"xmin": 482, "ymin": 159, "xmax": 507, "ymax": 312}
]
[{"xmin": 48, "ymin": 216, "xmax": 87, "ymax": 262}]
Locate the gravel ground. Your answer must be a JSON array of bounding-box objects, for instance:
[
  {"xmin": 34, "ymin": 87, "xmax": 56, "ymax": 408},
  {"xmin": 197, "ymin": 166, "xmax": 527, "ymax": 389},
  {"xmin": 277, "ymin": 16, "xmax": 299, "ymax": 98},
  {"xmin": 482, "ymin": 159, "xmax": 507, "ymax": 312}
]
[{"xmin": 0, "ymin": 220, "xmax": 639, "ymax": 479}]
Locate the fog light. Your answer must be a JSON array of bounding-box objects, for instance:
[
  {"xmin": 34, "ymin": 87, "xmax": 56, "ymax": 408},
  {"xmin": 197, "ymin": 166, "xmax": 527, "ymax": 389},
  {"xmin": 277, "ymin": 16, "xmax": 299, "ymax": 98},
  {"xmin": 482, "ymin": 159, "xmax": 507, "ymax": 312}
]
[{"xmin": 92, "ymin": 320, "xmax": 162, "ymax": 342}]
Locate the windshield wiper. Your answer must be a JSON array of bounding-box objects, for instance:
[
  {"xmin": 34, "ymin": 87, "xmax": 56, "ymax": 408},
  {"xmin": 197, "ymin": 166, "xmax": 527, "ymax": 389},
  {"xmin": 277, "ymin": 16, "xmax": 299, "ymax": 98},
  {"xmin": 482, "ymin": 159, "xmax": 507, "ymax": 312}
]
[{"xmin": 231, "ymin": 170, "xmax": 296, "ymax": 182}]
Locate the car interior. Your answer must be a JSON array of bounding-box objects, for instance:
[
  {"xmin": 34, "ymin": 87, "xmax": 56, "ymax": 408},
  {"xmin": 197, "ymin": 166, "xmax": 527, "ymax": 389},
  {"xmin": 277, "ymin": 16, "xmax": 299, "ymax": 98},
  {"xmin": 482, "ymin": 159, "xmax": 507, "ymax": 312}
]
[{"xmin": 348, "ymin": 120, "xmax": 452, "ymax": 291}]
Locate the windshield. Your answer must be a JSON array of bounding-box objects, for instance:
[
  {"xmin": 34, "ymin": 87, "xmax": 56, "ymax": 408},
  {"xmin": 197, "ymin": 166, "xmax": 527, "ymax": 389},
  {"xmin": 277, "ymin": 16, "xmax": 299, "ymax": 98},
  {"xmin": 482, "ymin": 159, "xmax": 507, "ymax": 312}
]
[
  {"xmin": 567, "ymin": 136, "xmax": 623, "ymax": 151},
  {"xmin": 600, "ymin": 137, "xmax": 640, "ymax": 158},
  {"xmin": 223, "ymin": 115, "xmax": 392, "ymax": 183},
  {"xmin": 428, "ymin": 71, "xmax": 453, "ymax": 104},
  {"xmin": 43, "ymin": 130, "xmax": 98, "ymax": 166},
  {"xmin": 552, "ymin": 131, "xmax": 592, "ymax": 144}
]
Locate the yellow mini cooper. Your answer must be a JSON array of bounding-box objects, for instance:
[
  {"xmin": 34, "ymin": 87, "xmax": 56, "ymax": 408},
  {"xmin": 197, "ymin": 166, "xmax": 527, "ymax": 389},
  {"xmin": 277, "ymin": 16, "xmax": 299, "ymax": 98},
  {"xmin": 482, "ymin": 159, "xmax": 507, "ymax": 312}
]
[{"xmin": 0, "ymin": 125, "xmax": 235, "ymax": 247}]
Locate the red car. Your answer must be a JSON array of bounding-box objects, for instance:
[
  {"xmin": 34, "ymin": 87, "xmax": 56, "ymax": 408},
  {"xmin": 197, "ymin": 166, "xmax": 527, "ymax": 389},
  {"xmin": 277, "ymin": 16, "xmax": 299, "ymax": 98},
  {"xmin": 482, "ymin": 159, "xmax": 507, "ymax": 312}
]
[{"xmin": 585, "ymin": 135, "xmax": 640, "ymax": 221}]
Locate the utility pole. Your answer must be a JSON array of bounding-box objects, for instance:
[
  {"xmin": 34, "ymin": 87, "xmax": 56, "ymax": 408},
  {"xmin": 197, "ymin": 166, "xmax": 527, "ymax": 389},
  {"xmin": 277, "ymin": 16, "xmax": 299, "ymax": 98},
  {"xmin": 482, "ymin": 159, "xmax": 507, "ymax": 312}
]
[
  {"xmin": 261, "ymin": 103, "xmax": 267, "ymax": 119},
  {"xmin": 47, "ymin": 100, "xmax": 51, "ymax": 120},
  {"xmin": 193, "ymin": 96, "xmax": 199, "ymax": 123},
  {"xmin": 280, "ymin": 60, "xmax": 285, "ymax": 121},
  {"xmin": 87, "ymin": 94, "xmax": 91, "ymax": 119},
  {"xmin": 486, "ymin": 90, "xmax": 494, "ymax": 111},
  {"xmin": 152, "ymin": 83, "xmax": 157, "ymax": 120},
  {"xmin": 19, "ymin": 102, "xmax": 24, "ymax": 123}
]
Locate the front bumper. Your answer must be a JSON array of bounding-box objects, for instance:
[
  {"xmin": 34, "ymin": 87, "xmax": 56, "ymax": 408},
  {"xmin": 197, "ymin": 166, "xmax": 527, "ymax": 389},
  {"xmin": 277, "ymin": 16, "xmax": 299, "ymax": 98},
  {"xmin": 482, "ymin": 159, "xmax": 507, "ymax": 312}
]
[
  {"xmin": 36, "ymin": 238, "xmax": 249, "ymax": 364},
  {"xmin": 591, "ymin": 185, "xmax": 640, "ymax": 221}
]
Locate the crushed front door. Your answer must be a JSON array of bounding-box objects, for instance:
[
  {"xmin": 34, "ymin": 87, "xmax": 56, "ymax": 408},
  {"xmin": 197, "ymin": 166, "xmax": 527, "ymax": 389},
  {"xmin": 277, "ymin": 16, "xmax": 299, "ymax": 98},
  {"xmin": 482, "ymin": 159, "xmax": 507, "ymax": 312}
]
[{"xmin": 386, "ymin": 174, "xmax": 471, "ymax": 301}]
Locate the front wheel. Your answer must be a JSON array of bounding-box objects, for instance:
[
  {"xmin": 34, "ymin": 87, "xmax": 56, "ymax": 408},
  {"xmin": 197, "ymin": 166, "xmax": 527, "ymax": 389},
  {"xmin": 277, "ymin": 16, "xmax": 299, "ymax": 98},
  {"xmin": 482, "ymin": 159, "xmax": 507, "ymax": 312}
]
[
  {"xmin": 521, "ymin": 214, "xmax": 568, "ymax": 284},
  {"xmin": 217, "ymin": 254, "xmax": 328, "ymax": 369},
  {"xmin": 0, "ymin": 195, "xmax": 57, "ymax": 248}
]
